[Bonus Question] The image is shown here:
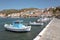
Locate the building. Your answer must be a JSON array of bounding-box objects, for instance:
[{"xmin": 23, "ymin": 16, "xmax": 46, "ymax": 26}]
[{"xmin": 0, "ymin": 13, "xmax": 6, "ymax": 18}]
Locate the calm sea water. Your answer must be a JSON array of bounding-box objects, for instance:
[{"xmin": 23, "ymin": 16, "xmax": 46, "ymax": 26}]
[{"xmin": 0, "ymin": 17, "xmax": 49, "ymax": 40}]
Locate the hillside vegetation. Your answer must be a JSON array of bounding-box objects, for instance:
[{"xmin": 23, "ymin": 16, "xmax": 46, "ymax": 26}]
[{"xmin": 0, "ymin": 8, "xmax": 39, "ymax": 14}]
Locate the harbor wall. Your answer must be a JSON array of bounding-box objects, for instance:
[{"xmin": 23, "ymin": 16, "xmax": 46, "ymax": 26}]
[{"xmin": 33, "ymin": 18, "xmax": 54, "ymax": 40}]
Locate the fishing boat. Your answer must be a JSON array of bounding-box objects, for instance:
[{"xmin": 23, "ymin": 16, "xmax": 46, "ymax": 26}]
[
  {"xmin": 37, "ymin": 17, "xmax": 51, "ymax": 22},
  {"xmin": 29, "ymin": 21, "xmax": 44, "ymax": 26},
  {"xmin": 4, "ymin": 20, "xmax": 31, "ymax": 32}
]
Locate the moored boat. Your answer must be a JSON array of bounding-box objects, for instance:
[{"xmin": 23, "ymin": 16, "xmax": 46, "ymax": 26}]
[
  {"xmin": 29, "ymin": 21, "xmax": 44, "ymax": 26},
  {"xmin": 37, "ymin": 17, "xmax": 51, "ymax": 22},
  {"xmin": 4, "ymin": 20, "xmax": 31, "ymax": 32}
]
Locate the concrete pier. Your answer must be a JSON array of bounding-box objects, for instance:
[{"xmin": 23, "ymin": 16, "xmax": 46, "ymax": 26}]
[{"xmin": 33, "ymin": 18, "xmax": 60, "ymax": 40}]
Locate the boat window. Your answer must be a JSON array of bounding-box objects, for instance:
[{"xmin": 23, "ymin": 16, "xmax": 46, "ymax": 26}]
[{"xmin": 15, "ymin": 22, "xmax": 20, "ymax": 24}]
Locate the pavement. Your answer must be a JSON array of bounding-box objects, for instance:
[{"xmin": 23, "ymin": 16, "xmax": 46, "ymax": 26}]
[{"xmin": 34, "ymin": 18, "xmax": 60, "ymax": 40}]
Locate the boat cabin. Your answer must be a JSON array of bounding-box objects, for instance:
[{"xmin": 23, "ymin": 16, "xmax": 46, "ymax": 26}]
[{"xmin": 13, "ymin": 20, "xmax": 25, "ymax": 28}]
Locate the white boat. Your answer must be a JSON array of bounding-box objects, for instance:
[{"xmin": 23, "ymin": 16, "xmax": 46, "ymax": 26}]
[
  {"xmin": 4, "ymin": 20, "xmax": 31, "ymax": 32},
  {"xmin": 37, "ymin": 17, "xmax": 51, "ymax": 22},
  {"xmin": 29, "ymin": 22, "xmax": 44, "ymax": 26}
]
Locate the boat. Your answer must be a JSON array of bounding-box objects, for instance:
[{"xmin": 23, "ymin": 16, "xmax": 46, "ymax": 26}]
[
  {"xmin": 37, "ymin": 17, "xmax": 51, "ymax": 22},
  {"xmin": 29, "ymin": 21, "xmax": 44, "ymax": 26},
  {"xmin": 4, "ymin": 20, "xmax": 31, "ymax": 32}
]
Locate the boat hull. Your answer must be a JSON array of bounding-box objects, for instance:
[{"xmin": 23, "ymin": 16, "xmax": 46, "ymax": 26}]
[{"xmin": 4, "ymin": 24, "xmax": 31, "ymax": 32}]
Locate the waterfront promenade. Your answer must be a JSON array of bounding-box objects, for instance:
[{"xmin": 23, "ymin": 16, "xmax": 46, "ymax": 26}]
[{"xmin": 34, "ymin": 18, "xmax": 60, "ymax": 40}]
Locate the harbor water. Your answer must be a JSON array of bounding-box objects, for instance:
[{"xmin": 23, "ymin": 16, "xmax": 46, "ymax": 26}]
[{"xmin": 0, "ymin": 17, "xmax": 49, "ymax": 40}]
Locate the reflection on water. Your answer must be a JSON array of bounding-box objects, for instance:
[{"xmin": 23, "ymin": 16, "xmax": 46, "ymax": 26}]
[{"xmin": 0, "ymin": 17, "xmax": 49, "ymax": 40}]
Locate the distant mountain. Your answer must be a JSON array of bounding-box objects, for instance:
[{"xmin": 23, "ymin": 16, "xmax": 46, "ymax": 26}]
[{"xmin": 0, "ymin": 7, "xmax": 60, "ymax": 18}]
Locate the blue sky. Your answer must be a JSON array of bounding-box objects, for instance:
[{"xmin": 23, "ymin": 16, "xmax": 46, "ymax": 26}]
[{"xmin": 0, "ymin": 0, "xmax": 60, "ymax": 10}]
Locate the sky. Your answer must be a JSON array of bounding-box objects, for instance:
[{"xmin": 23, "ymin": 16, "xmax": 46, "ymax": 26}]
[{"xmin": 0, "ymin": 0, "xmax": 60, "ymax": 10}]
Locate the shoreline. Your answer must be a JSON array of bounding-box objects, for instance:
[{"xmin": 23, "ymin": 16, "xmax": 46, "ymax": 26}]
[
  {"xmin": 0, "ymin": 16, "xmax": 39, "ymax": 18},
  {"xmin": 33, "ymin": 18, "xmax": 54, "ymax": 40}
]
